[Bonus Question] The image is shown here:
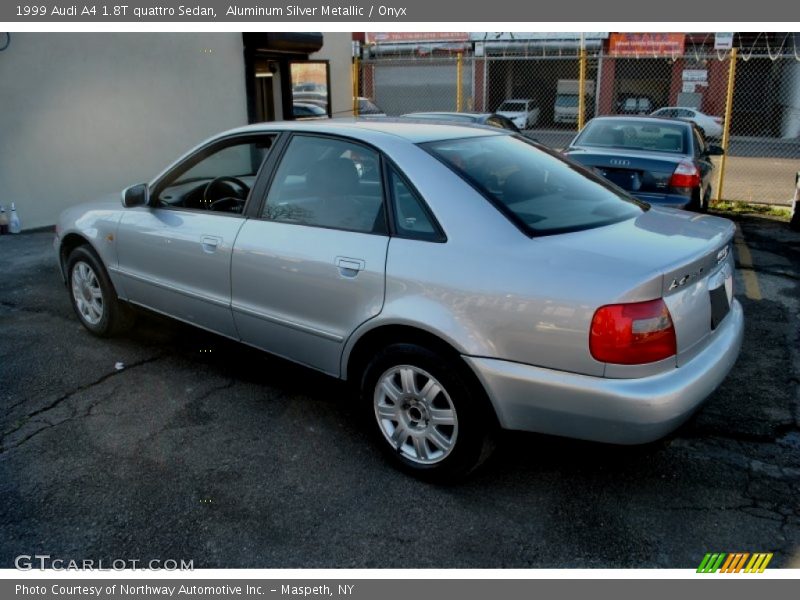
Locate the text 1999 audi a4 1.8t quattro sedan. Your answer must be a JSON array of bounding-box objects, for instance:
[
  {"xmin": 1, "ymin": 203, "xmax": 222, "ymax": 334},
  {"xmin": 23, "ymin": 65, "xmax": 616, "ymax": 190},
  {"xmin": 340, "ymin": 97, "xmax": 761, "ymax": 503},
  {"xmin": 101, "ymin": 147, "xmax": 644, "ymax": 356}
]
[{"xmin": 55, "ymin": 120, "xmax": 743, "ymax": 481}]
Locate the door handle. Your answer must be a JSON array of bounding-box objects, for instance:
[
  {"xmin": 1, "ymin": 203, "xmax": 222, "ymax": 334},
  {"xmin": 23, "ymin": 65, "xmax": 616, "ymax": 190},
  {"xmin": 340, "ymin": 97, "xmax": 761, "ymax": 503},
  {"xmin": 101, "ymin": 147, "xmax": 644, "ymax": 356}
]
[
  {"xmin": 335, "ymin": 256, "xmax": 365, "ymax": 278},
  {"xmin": 201, "ymin": 235, "xmax": 221, "ymax": 254}
]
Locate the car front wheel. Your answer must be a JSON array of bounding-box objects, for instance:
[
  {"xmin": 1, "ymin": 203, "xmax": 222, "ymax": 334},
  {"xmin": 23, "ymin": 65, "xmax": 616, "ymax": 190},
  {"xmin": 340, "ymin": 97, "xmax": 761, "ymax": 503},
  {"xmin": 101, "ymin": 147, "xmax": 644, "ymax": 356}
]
[
  {"xmin": 361, "ymin": 343, "xmax": 495, "ymax": 482},
  {"xmin": 66, "ymin": 245, "xmax": 132, "ymax": 337}
]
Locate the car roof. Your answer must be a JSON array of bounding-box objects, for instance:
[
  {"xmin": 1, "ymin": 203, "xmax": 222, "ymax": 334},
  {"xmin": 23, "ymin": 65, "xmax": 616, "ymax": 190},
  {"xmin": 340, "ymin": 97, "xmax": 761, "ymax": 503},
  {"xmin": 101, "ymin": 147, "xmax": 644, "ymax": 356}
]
[
  {"xmin": 405, "ymin": 111, "xmax": 489, "ymax": 117},
  {"xmin": 587, "ymin": 115, "xmax": 693, "ymax": 128},
  {"xmin": 655, "ymin": 106, "xmax": 698, "ymax": 111},
  {"xmin": 220, "ymin": 117, "xmax": 507, "ymax": 144}
]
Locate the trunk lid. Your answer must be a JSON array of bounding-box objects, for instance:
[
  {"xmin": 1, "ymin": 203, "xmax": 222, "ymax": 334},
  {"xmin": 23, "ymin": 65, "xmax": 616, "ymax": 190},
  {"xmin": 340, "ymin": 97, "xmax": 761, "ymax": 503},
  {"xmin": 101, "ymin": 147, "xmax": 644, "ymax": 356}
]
[
  {"xmin": 542, "ymin": 206, "xmax": 736, "ymax": 366},
  {"xmin": 566, "ymin": 147, "xmax": 682, "ymax": 194}
]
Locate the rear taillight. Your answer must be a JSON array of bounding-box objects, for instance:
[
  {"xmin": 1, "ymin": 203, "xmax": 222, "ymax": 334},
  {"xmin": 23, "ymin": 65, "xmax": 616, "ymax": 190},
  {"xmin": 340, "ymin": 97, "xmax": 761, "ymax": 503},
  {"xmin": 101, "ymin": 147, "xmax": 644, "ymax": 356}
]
[
  {"xmin": 670, "ymin": 160, "xmax": 701, "ymax": 191},
  {"xmin": 590, "ymin": 299, "xmax": 677, "ymax": 365},
  {"xmin": 712, "ymin": 117, "xmax": 723, "ymax": 125}
]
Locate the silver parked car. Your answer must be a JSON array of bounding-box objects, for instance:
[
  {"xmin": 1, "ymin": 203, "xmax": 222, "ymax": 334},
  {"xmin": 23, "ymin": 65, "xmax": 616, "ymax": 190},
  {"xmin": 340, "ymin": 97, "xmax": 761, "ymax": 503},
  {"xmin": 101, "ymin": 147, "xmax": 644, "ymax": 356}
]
[{"xmin": 55, "ymin": 120, "xmax": 744, "ymax": 480}]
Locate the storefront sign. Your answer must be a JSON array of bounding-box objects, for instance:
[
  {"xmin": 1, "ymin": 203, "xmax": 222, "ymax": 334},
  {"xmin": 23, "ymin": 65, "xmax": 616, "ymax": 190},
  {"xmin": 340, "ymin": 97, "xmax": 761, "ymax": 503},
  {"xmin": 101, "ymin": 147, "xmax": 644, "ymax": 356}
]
[
  {"xmin": 365, "ymin": 32, "xmax": 469, "ymax": 44},
  {"xmin": 608, "ymin": 33, "xmax": 685, "ymax": 56}
]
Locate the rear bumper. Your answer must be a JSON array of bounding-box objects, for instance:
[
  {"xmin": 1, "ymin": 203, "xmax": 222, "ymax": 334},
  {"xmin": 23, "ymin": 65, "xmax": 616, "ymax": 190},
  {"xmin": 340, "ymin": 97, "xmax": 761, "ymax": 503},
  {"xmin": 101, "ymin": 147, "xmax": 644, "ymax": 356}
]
[
  {"xmin": 464, "ymin": 299, "xmax": 743, "ymax": 444},
  {"xmin": 632, "ymin": 192, "xmax": 693, "ymax": 209}
]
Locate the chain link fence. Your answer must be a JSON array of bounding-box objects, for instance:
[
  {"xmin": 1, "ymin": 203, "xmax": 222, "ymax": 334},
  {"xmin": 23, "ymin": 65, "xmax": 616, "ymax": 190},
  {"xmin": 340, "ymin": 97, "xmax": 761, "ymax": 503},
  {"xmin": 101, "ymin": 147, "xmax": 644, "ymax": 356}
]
[{"xmin": 359, "ymin": 35, "xmax": 800, "ymax": 205}]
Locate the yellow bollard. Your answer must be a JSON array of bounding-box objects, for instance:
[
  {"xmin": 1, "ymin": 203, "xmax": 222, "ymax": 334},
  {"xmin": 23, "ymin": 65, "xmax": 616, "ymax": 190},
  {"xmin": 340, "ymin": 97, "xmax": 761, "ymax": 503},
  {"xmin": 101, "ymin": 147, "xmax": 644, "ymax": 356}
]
[
  {"xmin": 456, "ymin": 53, "xmax": 463, "ymax": 112},
  {"xmin": 715, "ymin": 47, "xmax": 738, "ymax": 203},
  {"xmin": 578, "ymin": 47, "xmax": 587, "ymax": 131},
  {"xmin": 352, "ymin": 57, "xmax": 360, "ymax": 117}
]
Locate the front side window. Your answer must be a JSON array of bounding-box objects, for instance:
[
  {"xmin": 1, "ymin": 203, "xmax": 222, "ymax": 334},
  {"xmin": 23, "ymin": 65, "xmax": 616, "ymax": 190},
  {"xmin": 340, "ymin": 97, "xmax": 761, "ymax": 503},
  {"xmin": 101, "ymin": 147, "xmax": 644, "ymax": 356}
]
[
  {"xmin": 424, "ymin": 134, "xmax": 644, "ymax": 236},
  {"xmin": 693, "ymin": 128, "xmax": 707, "ymax": 156},
  {"xmin": 262, "ymin": 135, "xmax": 385, "ymax": 234},
  {"xmin": 154, "ymin": 137, "xmax": 275, "ymax": 214}
]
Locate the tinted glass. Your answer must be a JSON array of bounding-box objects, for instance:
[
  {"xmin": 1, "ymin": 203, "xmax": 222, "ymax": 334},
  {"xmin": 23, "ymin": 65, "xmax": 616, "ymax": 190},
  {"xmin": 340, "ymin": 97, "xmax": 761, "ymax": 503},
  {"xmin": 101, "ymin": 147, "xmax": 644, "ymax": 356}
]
[
  {"xmin": 693, "ymin": 128, "xmax": 707, "ymax": 156},
  {"xmin": 359, "ymin": 99, "xmax": 383, "ymax": 114},
  {"xmin": 407, "ymin": 113, "xmax": 475, "ymax": 123},
  {"xmin": 556, "ymin": 95, "xmax": 580, "ymax": 107},
  {"xmin": 498, "ymin": 101, "xmax": 526, "ymax": 112},
  {"xmin": 263, "ymin": 136, "xmax": 385, "ymax": 234},
  {"xmin": 388, "ymin": 166, "xmax": 441, "ymax": 241},
  {"xmin": 177, "ymin": 143, "xmax": 269, "ymax": 184},
  {"xmin": 155, "ymin": 137, "xmax": 274, "ymax": 213},
  {"xmin": 424, "ymin": 135, "xmax": 643, "ymax": 236},
  {"xmin": 575, "ymin": 119, "xmax": 689, "ymax": 154}
]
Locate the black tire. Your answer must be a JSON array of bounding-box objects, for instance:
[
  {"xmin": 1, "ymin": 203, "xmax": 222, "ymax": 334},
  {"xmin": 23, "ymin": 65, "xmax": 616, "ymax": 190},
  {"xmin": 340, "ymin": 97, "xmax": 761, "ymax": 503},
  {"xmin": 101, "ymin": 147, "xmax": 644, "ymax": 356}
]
[
  {"xmin": 699, "ymin": 187, "xmax": 711, "ymax": 213},
  {"xmin": 360, "ymin": 343, "xmax": 496, "ymax": 482},
  {"xmin": 66, "ymin": 245, "xmax": 133, "ymax": 337},
  {"xmin": 688, "ymin": 188, "xmax": 704, "ymax": 212}
]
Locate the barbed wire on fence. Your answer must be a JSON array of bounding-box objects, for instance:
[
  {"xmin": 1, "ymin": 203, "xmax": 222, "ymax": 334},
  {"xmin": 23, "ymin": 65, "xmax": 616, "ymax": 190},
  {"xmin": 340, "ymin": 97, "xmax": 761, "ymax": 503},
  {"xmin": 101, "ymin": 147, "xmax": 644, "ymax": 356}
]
[{"xmin": 358, "ymin": 33, "xmax": 800, "ymax": 205}]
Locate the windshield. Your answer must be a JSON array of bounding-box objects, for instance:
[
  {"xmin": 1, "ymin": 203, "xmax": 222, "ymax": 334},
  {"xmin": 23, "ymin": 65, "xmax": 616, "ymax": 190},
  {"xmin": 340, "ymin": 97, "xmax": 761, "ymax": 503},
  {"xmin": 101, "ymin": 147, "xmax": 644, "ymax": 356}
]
[
  {"xmin": 498, "ymin": 101, "xmax": 526, "ymax": 112},
  {"xmin": 423, "ymin": 135, "xmax": 644, "ymax": 236},
  {"xmin": 575, "ymin": 119, "xmax": 689, "ymax": 154},
  {"xmin": 359, "ymin": 99, "xmax": 383, "ymax": 114},
  {"xmin": 555, "ymin": 95, "xmax": 580, "ymax": 107}
]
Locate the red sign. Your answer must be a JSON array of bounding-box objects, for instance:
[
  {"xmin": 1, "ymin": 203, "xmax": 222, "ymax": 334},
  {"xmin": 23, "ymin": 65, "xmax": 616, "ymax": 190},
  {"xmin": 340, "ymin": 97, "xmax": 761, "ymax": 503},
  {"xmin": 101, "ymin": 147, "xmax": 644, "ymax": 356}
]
[
  {"xmin": 608, "ymin": 33, "xmax": 686, "ymax": 56},
  {"xmin": 364, "ymin": 32, "xmax": 469, "ymax": 44}
]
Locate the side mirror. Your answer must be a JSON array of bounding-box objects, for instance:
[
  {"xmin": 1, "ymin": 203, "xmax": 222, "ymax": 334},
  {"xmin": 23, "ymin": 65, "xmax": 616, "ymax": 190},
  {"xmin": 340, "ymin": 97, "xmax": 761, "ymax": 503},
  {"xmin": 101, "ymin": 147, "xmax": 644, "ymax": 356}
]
[
  {"xmin": 707, "ymin": 145, "xmax": 725, "ymax": 156},
  {"xmin": 121, "ymin": 183, "xmax": 149, "ymax": 208}
]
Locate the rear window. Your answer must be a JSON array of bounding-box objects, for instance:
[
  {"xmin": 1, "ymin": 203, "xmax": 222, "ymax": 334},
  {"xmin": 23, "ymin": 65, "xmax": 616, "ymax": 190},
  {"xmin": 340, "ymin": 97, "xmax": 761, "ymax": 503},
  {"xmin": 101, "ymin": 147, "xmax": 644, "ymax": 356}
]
[
  {"xmin": 556, "ymin": 95, "xmax": 580, "ymax": 107},
  {"xmin": 576, "ymin": 119, "xmax": 689, "ymax": 154},
  {"xmin": 423, "ymin": 135, "xmax": 644, "ymax": 236},
  {"xmin": 499, "ymin": 101, "xmax": 526, "ymax": 112},
  {"xmin": 408, "ymin": 113, "xmax": 475, "ymax": 123}
]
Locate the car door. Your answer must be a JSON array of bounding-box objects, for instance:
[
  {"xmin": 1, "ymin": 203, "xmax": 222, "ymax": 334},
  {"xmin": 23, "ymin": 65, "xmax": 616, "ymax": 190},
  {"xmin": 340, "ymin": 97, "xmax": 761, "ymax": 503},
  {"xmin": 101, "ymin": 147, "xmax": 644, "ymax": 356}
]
[
  {"xmin": 692, "ymin": 126, "xmax": 715, "ymax": 193},
  {"xmin": 230, "ymin": 134, "xmax": 389, "ymax": 376},
  {"xmin": 115, "ymin": 135, "xmax": 276, "ymax": 338}
]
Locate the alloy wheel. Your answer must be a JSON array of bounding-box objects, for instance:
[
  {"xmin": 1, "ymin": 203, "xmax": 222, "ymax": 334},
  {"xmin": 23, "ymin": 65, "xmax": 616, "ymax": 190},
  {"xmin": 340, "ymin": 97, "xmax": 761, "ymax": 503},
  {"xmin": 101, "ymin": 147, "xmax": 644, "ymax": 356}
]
[
  {"xmin": 71, "ymin": 261, "xmax": 104, "ymax": 326},
  {"xmin": 373, "ymin": 365, "xmax": 458, "ymax": 465}
]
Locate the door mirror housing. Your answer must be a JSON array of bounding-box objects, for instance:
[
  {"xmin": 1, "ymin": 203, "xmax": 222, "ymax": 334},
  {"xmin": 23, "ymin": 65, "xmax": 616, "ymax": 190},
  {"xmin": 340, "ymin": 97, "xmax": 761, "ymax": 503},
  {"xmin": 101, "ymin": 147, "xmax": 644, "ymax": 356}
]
[
  {"xmin": 707, "ymin": 145, "xmax": 725, "ymax": 156},
  {"xmin": 121, "ymin": 183, "xmax": 149, "ymax": 208}
]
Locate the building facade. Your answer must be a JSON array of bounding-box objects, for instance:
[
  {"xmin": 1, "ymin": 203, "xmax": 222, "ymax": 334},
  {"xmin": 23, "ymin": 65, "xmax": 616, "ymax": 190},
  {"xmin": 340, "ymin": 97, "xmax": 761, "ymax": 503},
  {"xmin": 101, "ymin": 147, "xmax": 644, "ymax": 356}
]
[{"xmin": 0, "ymin": 32, "xmax": 354, "ymax": 229}]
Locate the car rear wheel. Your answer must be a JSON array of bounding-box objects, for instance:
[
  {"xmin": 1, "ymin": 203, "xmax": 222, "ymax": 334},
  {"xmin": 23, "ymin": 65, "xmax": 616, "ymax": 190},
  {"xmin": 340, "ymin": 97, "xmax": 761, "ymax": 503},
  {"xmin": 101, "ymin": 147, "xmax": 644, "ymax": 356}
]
[
  {"xmin": 361, "ymin": 343, "xmax": 495, "ymax": 482},
  {"xmin": 66, "ymin": 245, "xmax": 133, "ymax": 337},
  {"xmin": 700, "ymin": 186, "xmax": 711, "ymax": 213}
]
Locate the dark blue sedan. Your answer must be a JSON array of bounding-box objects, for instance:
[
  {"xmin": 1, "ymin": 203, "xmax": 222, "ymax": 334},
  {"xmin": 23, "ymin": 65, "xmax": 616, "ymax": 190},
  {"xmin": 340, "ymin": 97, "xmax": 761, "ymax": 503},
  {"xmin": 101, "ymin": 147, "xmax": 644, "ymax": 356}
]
[{"xmin": 564, "ymin": 116, "xmax": 724, "ymax": 211}]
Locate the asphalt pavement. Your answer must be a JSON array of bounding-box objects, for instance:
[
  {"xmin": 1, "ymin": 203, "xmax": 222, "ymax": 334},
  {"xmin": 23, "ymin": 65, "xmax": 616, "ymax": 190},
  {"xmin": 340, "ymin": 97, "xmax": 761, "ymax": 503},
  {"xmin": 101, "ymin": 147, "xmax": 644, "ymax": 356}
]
[{"xmin": 1, "ymin": 217, "xmax": 798, "ymax": 568}]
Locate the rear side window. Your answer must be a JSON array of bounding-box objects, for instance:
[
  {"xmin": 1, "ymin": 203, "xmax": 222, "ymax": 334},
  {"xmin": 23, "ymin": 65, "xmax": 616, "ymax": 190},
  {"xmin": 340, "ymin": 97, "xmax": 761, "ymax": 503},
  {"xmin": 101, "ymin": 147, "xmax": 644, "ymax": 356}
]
[
  {"xmin": 387, "ymin": 166, "xmax": 443, "ymax": 242},
  {"xmin": 423, "ymin": 135, "xmax": 644, "ymax": 236}
]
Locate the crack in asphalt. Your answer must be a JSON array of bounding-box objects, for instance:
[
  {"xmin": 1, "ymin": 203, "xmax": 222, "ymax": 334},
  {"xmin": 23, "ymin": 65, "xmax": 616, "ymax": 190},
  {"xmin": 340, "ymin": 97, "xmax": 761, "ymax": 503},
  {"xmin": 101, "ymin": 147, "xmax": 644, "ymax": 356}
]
[
  {"xmin": 669, "ymin": 433, "xmax": 799, "ymax": 561},
  {"xmin": 0, "ymin": 353, "xmax": 167, "ymax": 454},
  {"xmin": 0, "ymin": 298, "xmax": 71, "ymax": 320}
]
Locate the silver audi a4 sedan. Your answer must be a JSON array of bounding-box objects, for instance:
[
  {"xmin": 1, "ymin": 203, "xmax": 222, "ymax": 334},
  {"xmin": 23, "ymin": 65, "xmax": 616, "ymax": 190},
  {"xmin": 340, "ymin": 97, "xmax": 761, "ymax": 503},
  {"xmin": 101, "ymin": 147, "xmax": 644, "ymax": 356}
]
[{"xmin": 55, "ymin": 120, "xmax": 744, "ymax": 480}]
